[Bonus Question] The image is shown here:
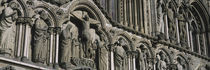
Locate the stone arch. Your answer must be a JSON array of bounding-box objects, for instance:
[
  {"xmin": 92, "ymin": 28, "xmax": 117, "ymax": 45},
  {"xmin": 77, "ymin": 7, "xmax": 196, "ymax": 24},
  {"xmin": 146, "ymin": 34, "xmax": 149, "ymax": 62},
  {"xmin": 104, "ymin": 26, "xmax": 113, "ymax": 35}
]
[
  {"xmin": 67, "ymin": 0, "xmax": 106, "ymax": 28},
  {"xmin": 112, "ymin": 32, "xmax": 135, "ymax": 51},
  {"xmin": 34, "ymin": 5, "xmax": 58, "ymax": 27},
  {"xmin": 156, "ymin": 48, "xmax": 173, "ymax": 63},
  {"xmin": 17, "ymin": 0, "xmax": 28, "ymax": 17},
  {"xmin": 175, "ymin": 54, "xmax": 190, "ymax": 70},
  {"xmin": 135, "ymin": 39, "xmax": 155, "ymax": 70},
  {"xmin": 135, "ymin": 39, "xmax": 154, "ymax": 58}
]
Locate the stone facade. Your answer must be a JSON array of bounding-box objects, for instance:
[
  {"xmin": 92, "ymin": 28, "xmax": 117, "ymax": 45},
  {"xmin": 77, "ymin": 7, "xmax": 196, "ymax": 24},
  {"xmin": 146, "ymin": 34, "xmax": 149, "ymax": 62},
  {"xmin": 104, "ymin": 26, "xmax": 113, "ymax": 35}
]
[{"xmin": 0, "ymin": 0, "xmax": 209, "ymax": 70}]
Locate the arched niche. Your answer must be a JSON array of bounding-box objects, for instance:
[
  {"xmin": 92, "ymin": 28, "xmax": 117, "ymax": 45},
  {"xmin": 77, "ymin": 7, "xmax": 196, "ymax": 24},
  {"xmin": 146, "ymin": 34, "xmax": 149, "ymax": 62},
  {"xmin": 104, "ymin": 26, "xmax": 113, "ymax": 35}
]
[
  {"xmin": 155, "ymin": 48, "xmax": 173, "ymax": 70},
  {"xmin": 0, "ymin": 0, "xmax": 27, "ymax": 58},
  {"xmin": 111, "ymin": 32, "xmax": 134, "ymax": 70},
  {"xmin": 29, "ymin": 5, "xmax": 57, "ymax": 65},
  {"xmin": 187, "ymin": 1, "xmax": 209, "ymax": 55},
  {"xmin": 175, "ymin": 54, "xmax": 190, "ymax": 70},
  {"xmin": 135, "ymin": 40, "xmax": 154, "ymax": 70},
  {"xmin": 67, "ymin": 0, "xmax": 106, "ymax": 28},
  {"xmin": 57, "ymin": 0, "xmax": 109, "ymax": 69}
]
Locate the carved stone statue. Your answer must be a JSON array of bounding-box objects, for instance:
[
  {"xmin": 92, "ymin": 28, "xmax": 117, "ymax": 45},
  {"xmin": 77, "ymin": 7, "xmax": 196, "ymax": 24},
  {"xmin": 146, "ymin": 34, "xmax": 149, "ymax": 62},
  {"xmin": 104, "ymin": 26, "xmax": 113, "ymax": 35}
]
[
  {"xmin": 178, "ymin": 7, "xmax": 187, "ymax": 48},
  {"xmin": 0, "ymin": 1, "xmax": 18, "ymax": 56},
  {"xmin": 71, "ymin": 11, "xmax": 100, "ymax": 59},
  {"xmin": 156, "ymin": 52, "xmax": 167, "ymax": 70},
  {"xmin": 136, "ymin": 48, "xmax": 145, "ymax": 70},
  {"xmin": 32, "ymin": 10, "xmax": 49, "ymax": 63},
  {"xmin": 114, "ymin": 40, "xmax": 126, "ymax": 70},
  {"xmin": 157, "ymin": 0, "xmax": 165, "ymax": 34},
  {"xmin": 167, "ymin": 2, "xmax": 177, "ymax": 43},
  {"xmin": 177, "ymin": 57, "xmax": 185, "ymax": 70},
  {"xmin": 60, "ymin": 21, "xmax": 78, "ymax": 63}
]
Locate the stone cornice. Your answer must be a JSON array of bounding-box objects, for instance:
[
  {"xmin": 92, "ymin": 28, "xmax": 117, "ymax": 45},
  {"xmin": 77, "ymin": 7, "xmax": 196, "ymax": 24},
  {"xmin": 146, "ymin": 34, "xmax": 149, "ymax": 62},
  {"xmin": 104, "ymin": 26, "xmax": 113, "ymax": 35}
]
[{"xmin": 93, "ymin": 0, "xmax": 210, "ymax": 61}]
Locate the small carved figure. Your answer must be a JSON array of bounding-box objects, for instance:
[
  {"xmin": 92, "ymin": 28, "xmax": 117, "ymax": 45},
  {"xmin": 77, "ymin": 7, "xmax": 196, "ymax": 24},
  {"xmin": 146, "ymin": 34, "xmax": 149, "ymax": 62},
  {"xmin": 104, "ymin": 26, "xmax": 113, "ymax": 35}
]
[
  {"xmin": 136, "ymin": 47, "xmax": 145, "ymax": 70},
  {"xmin": 114, "ymin": 40, "xmax": 126, "ymax": 70},
  {"xmin": 157, "ymin": 52, "xmax": 167, "ymax": 70},
  {"xmin": 71, "ymin": 11, "xmax": 100, "ymax": 59},
  {"xmin": 60, "ymin": 21, "xmax": 78, "ymax": 63},
  {"xmin": 157, "ymin": 0, "xmax": 165, "ymax": 34},
  {"xmin": 32, "ymin": 10, "xmax": 49, "ymax": 63},
  {"xmin": 178, "ymin": 7, "xmax": 187, "ymax": 47},
  {"xmin": 0, "ymin": 1, "xmax": 18, "ymax": 56}
]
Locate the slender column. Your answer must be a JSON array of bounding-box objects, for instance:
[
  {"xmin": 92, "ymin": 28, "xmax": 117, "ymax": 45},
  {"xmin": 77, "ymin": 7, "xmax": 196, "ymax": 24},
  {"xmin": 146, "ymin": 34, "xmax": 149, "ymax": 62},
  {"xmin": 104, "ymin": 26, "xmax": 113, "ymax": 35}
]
[
  {"xmin": 16, "ymin": 18, "xmax": 23, "ymax": 57},
  {"xmin": 143, "ymin": 0, "xmax": 148, "ymax": 34},
  {"xmin": 23, "ymin": 18, "xmax": 33, "ymax": 59},
  {"xmin": 202, "ymin": 33, "xmax": 207, "ymax": 55},
  {"xmin": 189, "ymin": 31, "xmax": 194, "ymax": 51},
  {"xmin": 48, "ymin": 27, "xmax": 54, "ymax": 64},
  {"xmin": 186, "ymin": 22, "xmax": 190, "ymax": 49},
  {"xmin": 140, "ymin": 0, "xmax": 144, "ymax": 32},
  {"xmin": 129, "ymin": 0, "xmax": 133, "ymax": 28},
  {"xmin": 23, "ymin": 23, "xmax": 29, "ymax": 58},
  {"xmin": 134, "ymin": 0, "xmax": 138, "ymax": 31},
  {"xmin": 197, "ymin": 34, "xmax": 201, "ymax": 54},
  {"xmin": 17, "ymin": 17, "xmax": 32, "ymax": 59},
  {"xmin": 165, "ymin": 14, "xmax": 169, "ymax": 40},
  {"xmin": 175, "ymin": 18, "xmax": 180, "ymax": 44},
  {"xmin": 128, "ymin": 55, "xmax": 130, "ymax": 70},
  {"xmin": 109, "ymin": 44, "xmax": 115, "ymax": 70},
  {"xmin": 124, "ymin": 0, "xmax": 127, "ymax": 26},
  {"xmin": 54, "ymin": 27, "xmax": 61, "ymax": 64},
  {"xmin": 133, "ymin": 56, "xmax": 135, "ymax": 70}
]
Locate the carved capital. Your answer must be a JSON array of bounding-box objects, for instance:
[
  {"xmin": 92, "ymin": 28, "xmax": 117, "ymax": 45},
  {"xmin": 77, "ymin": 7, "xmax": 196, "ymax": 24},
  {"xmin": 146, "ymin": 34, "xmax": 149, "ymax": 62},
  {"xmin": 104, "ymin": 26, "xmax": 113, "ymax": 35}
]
[
  {"xmin": 54, "ymin": 27, "xmax": 61, "ymax": 34},
  {"xmin": 108, "ymin": 44, "xmax": 115, "ymax": 51},
  {"xmin": 16, "ymin": 17, "xmax": 33, "ymax": 23},
  {"xmin": 48, "ymin": 27, "xmax": 54, "ymax": 34}
]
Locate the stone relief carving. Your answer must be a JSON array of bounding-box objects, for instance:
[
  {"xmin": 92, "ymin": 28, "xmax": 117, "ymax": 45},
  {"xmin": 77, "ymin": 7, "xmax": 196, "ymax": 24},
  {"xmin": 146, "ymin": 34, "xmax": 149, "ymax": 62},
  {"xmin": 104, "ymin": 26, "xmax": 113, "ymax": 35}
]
[
  {"xmin": 155, "ymin": 51, "xmax": 170, "ymax": 70},
  {"xmin": 31, "ymin": 10, "xmax": 49, "ymax": 63},
  {"xmin": 178, "ymin": 7, "xmax": 187, "ymax": 48},
  {"xmin": 167, "ymin": 1, "xmax": 177, "ymax": 43},
  {"xmin": 157, "ymin": 0, "xmax": 165, "ymax": 34},
  {"xmin": 0, "ymin": 1, "xmax": 19, "ymax": 57},
  {"xmin": 113, "ymin": 39, "xmax": 127, "ymax": 70},
  {"xmin": 60, "ymin": 21, "xmax": 79, "ymax": 64},
  {"xmin": 176, "ymin": 57, "xmax": 187, "ymax": 70},
  {"xmin": 136, "ymin": 44, "xmax": 153, "ymax": 70},
  {"xmin": 58, "ymin": 10, "xmax": 101, "ymax": 69}
]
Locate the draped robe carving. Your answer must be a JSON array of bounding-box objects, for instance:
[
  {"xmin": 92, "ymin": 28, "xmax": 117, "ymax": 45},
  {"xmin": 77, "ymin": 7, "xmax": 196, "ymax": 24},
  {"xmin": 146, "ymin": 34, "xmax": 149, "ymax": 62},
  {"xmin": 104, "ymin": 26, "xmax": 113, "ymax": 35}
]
[{"xmin": 0, "ymin": 1, "xmax": 18, "ymax": 56}]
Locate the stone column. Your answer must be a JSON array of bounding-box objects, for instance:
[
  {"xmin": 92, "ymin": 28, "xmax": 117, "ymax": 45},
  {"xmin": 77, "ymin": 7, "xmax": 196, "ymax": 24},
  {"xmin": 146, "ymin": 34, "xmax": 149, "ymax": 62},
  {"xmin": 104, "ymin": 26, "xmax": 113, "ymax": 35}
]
[
  {"xmin": 48, "ymin": 27, "xmax": 54, "ymax": 64},
  {"xmin": 16, "ymin": 18, "xmax": 24, "ymax": 58},
  {"xmin": 196, "ymin": 34, "xmax": 201, "ymax": 54},
  {"xmin": 109, "ymin": 44, "xmax": 115, "ymax": 70},
  {"xmin": 186, "ymin": 22, "xmax": 191, "ymax": 49},
  {"xmin": 54, "ymin": 27, "xmax": 61, "ymax": 66},
  {"xmin": 17, "ymin": 17, "xmax": 32, "ymax": 60},
  {"xmin": 129, "ymin": 0, "xmax": 133, "ymax": 29},
  {"xmin": 164, "ymin": 14, "xmax": 169, "ymax": 40},
  {"xmin": 134, "ymin": 0, "xmax": 138, "ymax": 31},
  {"xmin": 175, "ymin": 15, "xmax": 180, "ymax": 44},
  {"xmin": 189, "ymin": 30, "xmax": 194, "ymax": 51}
]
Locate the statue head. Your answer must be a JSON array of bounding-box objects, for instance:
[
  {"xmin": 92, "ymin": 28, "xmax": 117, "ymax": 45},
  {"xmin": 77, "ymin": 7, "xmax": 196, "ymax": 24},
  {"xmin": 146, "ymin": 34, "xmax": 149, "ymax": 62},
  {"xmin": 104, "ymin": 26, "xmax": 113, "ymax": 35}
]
[
  {"xmin": 8, "ymin": 1, "xmax": 19, "ymax": 9},
  {"xmin": 82, "ymin": 12, "xmax": 90, "ymax": 21},
  {"xmin": 39, "ymin": 10, "xmax": 48, "ymax": 20},
  {"xmin": 159, "ymin": 52, "xmax": 166, "ymax": 60}
]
